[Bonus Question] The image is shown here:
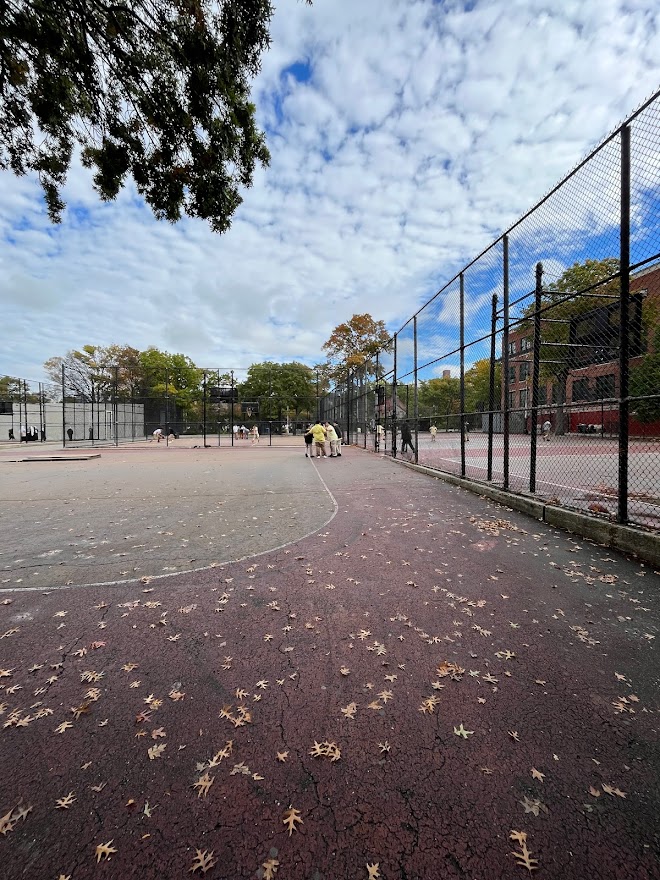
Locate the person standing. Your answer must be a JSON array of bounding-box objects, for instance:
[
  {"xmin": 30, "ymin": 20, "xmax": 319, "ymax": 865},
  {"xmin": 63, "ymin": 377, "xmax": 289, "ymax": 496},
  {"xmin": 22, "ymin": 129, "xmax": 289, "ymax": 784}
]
[
  {"xmin": 400, "ymin": 421, "xmax": 416, "ymax": 455},
  {"xmin": 305, "ymin": 422, "xmax": 327, "ymax": 458},
  {"xmin": 430, "ymin": 424, "xmax": 437, "ymax": 442},
  {"xmin": 250, "ymin": 425, "xmax": 259, "ymax": 444},
  {"xmin": 541, "ymin": 419, "xmax": 552, "ymax": 441},
  {"xmin": 304, "ymin": 425, "xmax": 314, "ymax": 457},
  {"xmin": 333, "ymin": 423, "xmax": 343, "ymax": 456},
  {"xmin": 324, "ymin": 422, "xmax": 339, "ymax": 457}
]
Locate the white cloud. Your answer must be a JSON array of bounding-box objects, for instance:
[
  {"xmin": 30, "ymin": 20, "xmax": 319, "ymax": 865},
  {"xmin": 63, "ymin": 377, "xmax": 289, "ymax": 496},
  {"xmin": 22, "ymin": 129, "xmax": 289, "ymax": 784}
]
[{"xmin": 1, "ymin": 0, "xmax": 659, "ymax": 381}]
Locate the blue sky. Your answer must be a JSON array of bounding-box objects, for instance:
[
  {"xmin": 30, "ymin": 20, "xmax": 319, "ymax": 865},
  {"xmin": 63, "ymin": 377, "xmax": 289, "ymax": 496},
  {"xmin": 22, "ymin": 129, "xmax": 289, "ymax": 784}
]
[{"xmin": 1, "ymin": 0, "xmax": 660, "ymax": 382}]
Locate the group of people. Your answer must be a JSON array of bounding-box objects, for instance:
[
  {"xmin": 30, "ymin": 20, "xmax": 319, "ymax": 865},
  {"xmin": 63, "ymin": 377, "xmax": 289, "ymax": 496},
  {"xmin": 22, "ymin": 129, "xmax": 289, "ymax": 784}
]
[
  {"xmin": 232, "ymin": 425, "xmax": 256, "ymax": 441},
  {"xmin": 304, "ymin": 421, "xmax": 342, "ymax": 458}
]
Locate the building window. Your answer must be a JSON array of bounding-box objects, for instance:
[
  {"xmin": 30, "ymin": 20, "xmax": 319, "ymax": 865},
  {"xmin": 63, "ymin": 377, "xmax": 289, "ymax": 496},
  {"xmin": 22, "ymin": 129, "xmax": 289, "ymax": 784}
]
[
  {"xmin": 538, "ymin": 385, "xmax": 547, "ymax": 405},
  {"xmin": 508, "ymin": 340, "xmax": 517, "ymax": 355},
  {"xmin": 521, "ymin": 337, "xmax": 533, "ymax": 352},
  {"xmin": 508, "ymin": 391, "xmax": 516, "ymax": 409},
  {"xmin": 595, "ymin": 374, "xmax": 616, "ymax": 399},
  {"xmin": 551, "ymin": 384, "xmax": 559, "ymax": 404},
  {"xmin": 508, "ymin": 365, "xmax": 517, "ymax": 383},
  {"xmin": 519, "ymin": 361, "xmax": 530, "ymax": 381},
  {"xmin": 572, "ymin": 378, "xmax": 591, "ymax": 402},
  {"xmin": 519, "ymin": 388, "xmax": 528, "ymax": 409}
]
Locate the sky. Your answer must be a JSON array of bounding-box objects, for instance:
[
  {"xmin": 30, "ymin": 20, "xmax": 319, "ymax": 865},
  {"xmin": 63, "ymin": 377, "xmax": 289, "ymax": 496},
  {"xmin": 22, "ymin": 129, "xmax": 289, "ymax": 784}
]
[{"xmin": 1, "ymin": 0, "xmax": 660, "ymax": 384}]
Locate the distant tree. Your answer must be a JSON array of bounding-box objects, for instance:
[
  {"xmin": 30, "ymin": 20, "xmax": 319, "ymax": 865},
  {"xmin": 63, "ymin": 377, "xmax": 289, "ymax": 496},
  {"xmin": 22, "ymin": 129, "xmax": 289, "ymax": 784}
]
[
  {"xmin": 629, "ymin": 352, "xmax": 660, "ymax": 422},
  {"xmin": 0, "ymin": 374, "xmax": 41, "ymax": 403},
  {"xmin": 138, "ymin": 348, "xmax": 203, "ymax": 411},
  {"xmin": 321, "ymin": 313, "xmax": 391, "ymax": 384},
  {"xmin": 418, "ymin": 375, "xmax": 460, "ymax": 430},
  {"xmin": 465, "ymin": 358, "xmax": 501, "ymax": 413},
  {"xmin": 0, "ymin": 0, "xmax": 314, "ymax": 231},
  {"xmin": 44, "ymin": 344, "xmax": 140, "ymax": 400},
  {"xmin": 238, "ymin": 361, "xmax": 315, "ymax": 419}
]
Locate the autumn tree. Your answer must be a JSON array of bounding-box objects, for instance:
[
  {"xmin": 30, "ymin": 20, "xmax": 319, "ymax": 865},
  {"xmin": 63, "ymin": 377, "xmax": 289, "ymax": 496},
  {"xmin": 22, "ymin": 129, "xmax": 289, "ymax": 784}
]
[
  {"xmin": 321, "ymin": 314, "xmax": 391, "ymax": 384},
  {"xmin": 44, "ymin": 344, "xmax": 142, "ymax": 401},
  {"xmin": 0, "ymin": 0, "xmax": 310, "ymax": 231}
]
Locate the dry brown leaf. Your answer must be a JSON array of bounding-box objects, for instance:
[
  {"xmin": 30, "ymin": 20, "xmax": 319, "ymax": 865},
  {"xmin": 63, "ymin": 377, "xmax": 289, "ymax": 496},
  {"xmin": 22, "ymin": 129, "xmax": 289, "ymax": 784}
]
[{"xmin": 282, "ymin": 806, "xmax": 303, "ymax": 836}]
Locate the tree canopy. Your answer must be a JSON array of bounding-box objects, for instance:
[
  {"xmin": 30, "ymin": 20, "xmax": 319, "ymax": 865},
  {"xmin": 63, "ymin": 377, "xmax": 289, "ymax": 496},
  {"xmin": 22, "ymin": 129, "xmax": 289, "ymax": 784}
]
[
  {"xmin": 321, "ymin": 313, "xmax": 391, "ymax": 383},
  {"xmin": 238, "ymin": 361, "xmax": 315, "ymax": 418},
  {"xmin": 0, "ymin": 0, "xmax": 293, "ymax": 231},
  {"xmin": 44, "ymin": 343, "xmax": 202, "ymax": 409}
]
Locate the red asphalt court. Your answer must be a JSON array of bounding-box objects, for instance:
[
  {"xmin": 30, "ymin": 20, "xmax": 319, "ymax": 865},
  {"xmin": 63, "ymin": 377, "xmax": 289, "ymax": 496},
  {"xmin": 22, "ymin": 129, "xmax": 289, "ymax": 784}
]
[{"xmin": 0, "ymin": 446, "xmax": 659, "ymax": 880}]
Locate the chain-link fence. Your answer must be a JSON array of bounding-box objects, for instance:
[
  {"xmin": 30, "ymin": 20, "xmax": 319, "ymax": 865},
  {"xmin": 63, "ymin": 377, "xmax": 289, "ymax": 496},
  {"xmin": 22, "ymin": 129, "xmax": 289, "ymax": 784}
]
[
  {"xmin": 0, "ymin": 375, "xmax": 61, "ymax": 443},
  {"xmin": 0, "ymin": 366, "xmax": 322, "ymax": 448},
  {"xmin": 321, "ymin": 90, "xmax": 660, "ymax": 532}
]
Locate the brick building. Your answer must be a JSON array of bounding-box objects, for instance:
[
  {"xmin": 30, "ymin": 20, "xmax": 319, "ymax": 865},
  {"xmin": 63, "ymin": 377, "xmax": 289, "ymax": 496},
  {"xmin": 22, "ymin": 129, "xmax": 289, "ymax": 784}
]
[{"xmin": 503, "ymin": 262, "xmax": 660, "ymax": 436}]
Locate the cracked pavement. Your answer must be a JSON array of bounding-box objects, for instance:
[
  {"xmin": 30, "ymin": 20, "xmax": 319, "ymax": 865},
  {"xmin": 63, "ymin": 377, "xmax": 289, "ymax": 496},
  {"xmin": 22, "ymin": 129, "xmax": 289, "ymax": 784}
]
[{"xmin": 0, "ymin": 445, "xmax": 659, "ymax": 879}]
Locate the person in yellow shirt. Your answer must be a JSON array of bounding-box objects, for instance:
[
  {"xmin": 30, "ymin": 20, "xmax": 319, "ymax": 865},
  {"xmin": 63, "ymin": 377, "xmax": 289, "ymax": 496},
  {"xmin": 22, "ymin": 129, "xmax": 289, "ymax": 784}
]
[
  {"xmin": 324, "ymin": 422, "xmax": 339, "ymax": 456},
  {"xmin": 305, "ymin": 422, "xmax": 327, "ymax": 458}
]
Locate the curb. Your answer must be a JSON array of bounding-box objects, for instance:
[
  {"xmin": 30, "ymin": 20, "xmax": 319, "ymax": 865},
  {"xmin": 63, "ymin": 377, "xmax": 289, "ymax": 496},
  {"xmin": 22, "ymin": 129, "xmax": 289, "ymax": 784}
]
[{"xmin": 0, "ymin": 454, "xmax": 102, "ymax": 463}]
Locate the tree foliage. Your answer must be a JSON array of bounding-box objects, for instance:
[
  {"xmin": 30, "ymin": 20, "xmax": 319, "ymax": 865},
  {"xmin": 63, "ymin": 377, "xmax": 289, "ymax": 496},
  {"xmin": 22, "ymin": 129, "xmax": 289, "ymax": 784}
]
[
  {"xmin": 0, "ymin": 0, "xmax": 285, "ymax": 231},
  {"xmin": 418, "ymin": 376, "xmax": 460, "ymax": 419},
  {"xmin": 321, "ymin": 313, "xmax": 391, "ymax": 383},
  {"xmin": 465, "ymin": 358, "xmax": 500, "ymax": 413},
  {"xmin": 630, "ymin": 352, "xmax": 660, "ymax": 422},
  {"xmin": 238, "ymin": 361, "xmax": 315, "ymax": 418},
  {"xmin": 528, "ymin": 258, "xmax": 621, "ymax": 384},
  {"xmin": 44, "ymin": 343, "xmax": 202, "ymax": 408}
]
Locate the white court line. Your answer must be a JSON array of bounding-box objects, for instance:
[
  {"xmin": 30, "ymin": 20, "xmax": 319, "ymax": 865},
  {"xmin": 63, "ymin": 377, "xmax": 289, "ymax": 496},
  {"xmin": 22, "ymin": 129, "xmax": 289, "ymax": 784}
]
[{"xmin": 0, "ymin": 459, "xmax": 340, "ymax": 594}]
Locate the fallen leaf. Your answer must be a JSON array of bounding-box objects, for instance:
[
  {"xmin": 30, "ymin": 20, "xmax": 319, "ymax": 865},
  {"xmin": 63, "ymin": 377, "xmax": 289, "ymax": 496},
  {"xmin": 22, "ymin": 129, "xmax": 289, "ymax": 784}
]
[
  {"xmin": 95, "ymin": 841, "xmax": 117, "ymax": 863},
  {"xmin": 189, "ymin": 849, "xmax": 216, "ymax": 874},
  {"xmin": 283, "ymin": 806, "xmax": 303, "ymax": 836}
]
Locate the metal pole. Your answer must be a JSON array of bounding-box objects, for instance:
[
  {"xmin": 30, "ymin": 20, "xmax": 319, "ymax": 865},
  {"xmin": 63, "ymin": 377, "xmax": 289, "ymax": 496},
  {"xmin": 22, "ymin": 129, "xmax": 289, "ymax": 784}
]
[
  {"xmin": 61, "ymin": 365, "xmax": 66, "ymax": 447},
  {"xmin": 165, "ymin": 370, "xmax": 170, "ymax": 446},
  {"xmin": 460, "ymin": 273, "xmax": 466, "ymax": 477},
  {"xmin": 488, "ymin": 294, "xmax": 497, "ymax": 480},
  {"xmin": 375, "ymin": 351, "xmax": 380, "ymax": 451},
  {"xmin": 230, "ymin": 370, "xmax": 235, "ymax": 446},
  {"xmin": 392, "ymin": 334, "xmax": 398, "ymax": 458},
  {"xmin": 39, "ymin": 382, "xmax": 44, "ymax": 441},
  {"xmin": 503, "ymin": 235, "xmax": 510, "ymax": 489},
  {"xmin": 618, "ymin": 124, "xmax": 631, "ymax": 524},
  {"xmin": 346, "ymin": 370, "xmax": 351, "ymax": 445},
  {"xmin": 114, "ymin": 366, "xmax": 119, "ymax": 446},
  {"xmin": 202, "ymin": 372, "xmax": 207, "ymax": 448},
  {"xmin": 413, "ymin": 316, "xmax": 419, "ymax": 463},
  {"xmin": 530, "ymin": 262, "xmax": 543, "ymax": 493}
]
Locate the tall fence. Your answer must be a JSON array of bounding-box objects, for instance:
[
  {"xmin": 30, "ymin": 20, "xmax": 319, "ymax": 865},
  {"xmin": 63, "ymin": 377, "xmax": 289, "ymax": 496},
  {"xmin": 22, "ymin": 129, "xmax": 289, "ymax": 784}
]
[
  {"xmin": 0, "ymin": 367, "xmax": 321, "ymax": 448},
  {"xmin": 321, "ymin": 90, "xmax": 660, "ymax": 532}
]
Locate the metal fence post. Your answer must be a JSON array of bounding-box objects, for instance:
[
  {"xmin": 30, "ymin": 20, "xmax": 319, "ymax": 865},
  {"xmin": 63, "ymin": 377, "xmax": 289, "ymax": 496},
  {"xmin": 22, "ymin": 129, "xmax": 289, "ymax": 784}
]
[
  {"xmin": 618, "ymin": 124, "xmax": 631, "ymax": 524},
  {"xmin": 488, "ymin": 294, "xmax": 498, "ymax": 480},
  {"xmin": 114, "ymin": 366, "xmax": 119, "ymax": 446},
  {"xmin": 346, "ymin": 370, "xmax": 351, "ymax": 444},
  {"xmin": 61, "ymin": 365, "xmax": 66, "ymax": 447},
  {"xmin": 460, "ymin": 273, "xmax": 466, "ymax": 477},
  {"xmin": 413, "ymin": 316, "xmax": 419, "ymax": 463},
  {"xmin": 392, "ymin": 334, "xmax": 398, "ymax": 458},
  {"xmin": 230, "ymin": 370, "xmax": 235, "ymax": 446},
  {"xmin": 202, "ymin": 372, "xmax": 207, "ymax": 448},
  {"xmin": 503, "ymin": 235, "xmax": 510, "ymax": 490},
  {"xmin": 530, "ymin": 263, "xmax": 543, "ymax": 493}
]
